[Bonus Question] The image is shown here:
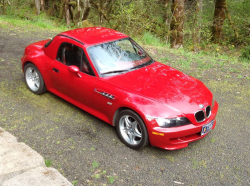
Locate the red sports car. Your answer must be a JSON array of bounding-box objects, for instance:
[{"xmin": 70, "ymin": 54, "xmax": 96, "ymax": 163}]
[{"xmin": 21, "ymin": 27, "xmax": 218, "ymax": 150}]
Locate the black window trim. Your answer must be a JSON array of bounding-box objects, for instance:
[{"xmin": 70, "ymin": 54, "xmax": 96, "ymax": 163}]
[{"xmin": 57, "ymin": 34, "xmax": 84, "ymax": 45}]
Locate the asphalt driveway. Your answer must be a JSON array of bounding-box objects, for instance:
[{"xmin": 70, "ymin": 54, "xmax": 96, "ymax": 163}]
[{"xmin": 0, "ymin": 23, "xmax": 249, "ymax": 185}]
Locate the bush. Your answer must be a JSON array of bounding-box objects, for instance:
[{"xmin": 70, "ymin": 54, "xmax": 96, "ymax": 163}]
[
  {"xmin": 241, "ymin": 45, "xmax": 250, "ymax": 60},
  {"xmin": 141, "ymin": 32, "xmax": 169, "ymax": 47}
]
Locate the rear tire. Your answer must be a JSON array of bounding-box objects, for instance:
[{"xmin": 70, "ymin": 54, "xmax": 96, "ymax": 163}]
[
  {"xmin": 116, "ymin": 109, "xmax": 148, "ymax": 150},
  {"xmin": 24, "ymin": 63, "xmax": 46, "ymax": 95}
]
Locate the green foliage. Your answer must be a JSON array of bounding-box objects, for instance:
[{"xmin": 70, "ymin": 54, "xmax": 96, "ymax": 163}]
[
  {"xmin": 3, "ymin": 0, "xmax": 34, "ymax": 18},
  {"xmin": 44, "ymin": 159, "xmax": 52, "ymax": 167},
  {"xmin": 92, "ymin": 160, "xmax": 99, "ymax": 168},
  {"xmin": 92, "ymin": 173, "xmax": 101, "ymax": 179},
  {"xmin": 107, "ymin": 175, "xmax": 115, "ymax": 184},
  {"xmin": 1, "ymin": 0, "xmax": 250, "ymax": 56},
  {"xmin": 241, "ymin": 45, "xmax": 250, "ymax": 61},
  {"xmin": 31, "ymin": 13, "xmax": 55, "ymax": 28},
  {"xmin": 72, "ymin": 180, "xmax": 78, "ymax": 186},
  {"xmin": 0, "ymin": 14, "xmax": 67, "ymax": 32},
  {"xmin": 225, "ymin": 0, "xmax": 250, "ymax": 43},
  {"xmin": 140, "ymin": 32, "xmax": 169, "ymax": 48},
  {"xmin": 107, "ymin": 0, "xmax": 167, "ymax": 37}
]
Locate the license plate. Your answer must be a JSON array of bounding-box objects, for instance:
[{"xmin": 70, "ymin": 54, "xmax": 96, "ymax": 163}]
[{"xmin": 201, "ymin": 120, "xmax": 214, "ymax": 136}]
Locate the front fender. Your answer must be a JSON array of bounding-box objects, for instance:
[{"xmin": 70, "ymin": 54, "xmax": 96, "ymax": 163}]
[{"xmin": 114, "ymin": 94, "xmax": 181, "ymax": 128}]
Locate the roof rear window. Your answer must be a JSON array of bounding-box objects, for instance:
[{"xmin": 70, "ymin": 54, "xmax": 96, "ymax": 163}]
[{"xmin": 44, "ymin": 37, "xmax": 54, "ymax": 48}]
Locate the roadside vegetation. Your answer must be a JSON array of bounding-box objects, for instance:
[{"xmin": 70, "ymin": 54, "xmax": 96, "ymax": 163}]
[
  {"xmin": 0, "ymin": 13, "xmax": 249, "ymax": 82},
  {"xmin": 0, "ymin": 0, "xmax": 250, "ymax": 63},
  {"xmin": 0, "ymin": 1, "xmax": 250, "ymax": 185}
]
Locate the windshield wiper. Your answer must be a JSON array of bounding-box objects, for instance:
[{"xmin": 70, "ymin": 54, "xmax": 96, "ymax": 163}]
[
  {"xmin": 102, "ymin": 69, "xmax": 129, "ymax": 75},
  {"xmin": 129, "ymin": 60, "xmax": 155, "ymax": 70},
  {"xmin": 102, "ymin": 60, "xmax": 154, "ymax": 75}
]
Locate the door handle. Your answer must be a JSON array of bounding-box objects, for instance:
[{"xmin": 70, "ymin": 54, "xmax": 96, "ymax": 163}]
[{"xmin": 52, "ymin": 68, "xmax": 59, "ymax": 73}]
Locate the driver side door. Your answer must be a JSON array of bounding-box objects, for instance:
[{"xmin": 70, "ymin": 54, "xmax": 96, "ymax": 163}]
[{"xmin": 50, "ymin": 42, "xmax": 96, "ymax": 108}]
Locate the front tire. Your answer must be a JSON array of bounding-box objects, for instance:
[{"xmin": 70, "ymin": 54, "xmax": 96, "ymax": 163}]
[
  {"xmin": 116, "ymin": 109, "xmax": 148, "ymax": 150},
  {"xmin": 24, "ymin": 63, "xmax": 46, "ymax": 95}
]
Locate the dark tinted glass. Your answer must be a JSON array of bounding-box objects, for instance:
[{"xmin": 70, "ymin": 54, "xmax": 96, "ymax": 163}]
[{"xmin": 56, "ymin": 42, "xmax": 95, "ymax": 76}]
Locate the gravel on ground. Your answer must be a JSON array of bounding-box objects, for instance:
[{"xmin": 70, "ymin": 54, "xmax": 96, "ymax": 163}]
[{"xmin": 0, "ymin": 22, "xmax": 250, "ymax": 185}]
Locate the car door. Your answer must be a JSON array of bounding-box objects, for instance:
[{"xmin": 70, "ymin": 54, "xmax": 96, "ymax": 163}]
[{"xmin": 50, "ymin": 42, "xmax": 96, "ymax": 108}]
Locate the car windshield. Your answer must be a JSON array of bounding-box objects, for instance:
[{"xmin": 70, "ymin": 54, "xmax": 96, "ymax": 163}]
[{"xmin": 87, "ymin": 38, "xmax": 153, "ymax": 75}]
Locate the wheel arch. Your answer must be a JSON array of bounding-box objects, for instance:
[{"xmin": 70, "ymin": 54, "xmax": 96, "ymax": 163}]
[
  {"xmin": 22, "ymin": 60, "xmax": 43, "ymax": 73},
  {"xmin": 112, "ymin": 106, "xmax": 147, "ymax": 129},
  {"xmin": 113, "ymin": 107, "xmax": 127, "ymax": 126},
  {"xmin": 114, "ymin": 107, "xmax": 150, "ymax": 149},
  {"xmin": 22, "ymin": 61, "xmax": 34, "ymax": 71},
  {"xmin": 23, "ymin": 61, "xmax": 48, "ymax": 91}
]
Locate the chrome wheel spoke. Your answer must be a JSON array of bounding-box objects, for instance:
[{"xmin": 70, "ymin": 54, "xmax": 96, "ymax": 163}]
[
  {"xmin": 124, "ymin": 116, "xmax": 132, "ymax": 127},
  {"xmin": 133, "ymin": 129, "xmax": 141, "ymax": 138},
  {"xmin": 25, "ymin": 67, "xmax": 40, "ymax": 92},
  {"xmin": 128, "ymin": 132, "xmax": 135, "ymax": 144},
  {"xmin": 119, "ymin": 115, "xmax": 142, "ymax": 146},
  {"xmin": 34, "ymin": 82, "xmax": 39, "ymax": 88},
  {"xmin": 130, "ymin": 120, "xmax": 137, "ymax": 128},
  {"xmin": 122, "ymin": 128, "xmax": 129, "ymax": 134}
]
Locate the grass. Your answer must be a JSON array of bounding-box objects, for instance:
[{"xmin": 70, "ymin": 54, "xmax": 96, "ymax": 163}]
[
  {"xmin": 135, "ymin": 32, "xmax": 170, "ymax": 48},
  {"xmin": 45, "ymin": 158, "xmax": 53, "ymax": 167},
  {"xmin": 0, "ymin": 14, "xmax": 249, "ymax": 69},
  {"xmin": 0, "ymin": 14, "xmax": 67, "ymax": 32},
  {"xmin": 72, "ymin": 180, "xmax": 78, "ymax": 186},
  {"xmin": 107, "ymin": 176, "xmax": 115, "ymax": 184},
  {"xmin": 210, "ymin": 138, "xmax": 216, "ymax": 143},
  {"xmin": 90, "ymin": 162, "xmax": 117, "ymax": 184},
  {"xmin": 165, "ymin": 155, "xmax": 175, "ymax": 162},
  {"xmin": 92, "ymin": 160, "xmax": 99, "ymax": 168},
  {"xmin": 1, "ymin": 14, "xmax": 250, "ymax": 186},
  {"xmin": 141, "ymin": 43, "xmax": 250, "ymax": 77}
]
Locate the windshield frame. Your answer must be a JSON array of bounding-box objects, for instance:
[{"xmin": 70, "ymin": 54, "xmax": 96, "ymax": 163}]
[{"xmin": 87, "ymin": 38, "xmax": 154, "ymax": 77}]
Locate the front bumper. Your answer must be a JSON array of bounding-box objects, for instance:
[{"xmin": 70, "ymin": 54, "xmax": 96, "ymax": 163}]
[{"xmin": 146, "ymin": 101, "xmax": 219, "ymax": 150}]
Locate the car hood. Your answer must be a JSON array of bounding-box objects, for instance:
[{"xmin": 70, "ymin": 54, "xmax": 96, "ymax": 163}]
[{"xmin": 102, "ymin": 62, "xmax": 212, "ymax": 116}]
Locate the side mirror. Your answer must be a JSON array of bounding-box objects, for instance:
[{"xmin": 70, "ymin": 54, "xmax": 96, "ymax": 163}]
[{"xmin": 68, "ymin": 65, "xmax": 82, "ymax": 78}]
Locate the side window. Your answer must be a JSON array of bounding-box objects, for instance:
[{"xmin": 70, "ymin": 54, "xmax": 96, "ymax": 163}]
[
  {"xmin": 56, "ymin": 43, "xmax": 82, "ymax": 69},
  {"xmin": 57, "ymin": 42, "xmax": 95, "ymax": 76}
]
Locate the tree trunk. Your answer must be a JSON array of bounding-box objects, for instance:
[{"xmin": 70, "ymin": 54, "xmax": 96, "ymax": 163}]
[
  {"xmin": 69, "ymin": 5, "xmax": 74, "ymax": 23},
  {"xmin": 41, "ymin": 0, "xmax": 45, "ymax": 11},
  {"xmin": 92, "ymin": 1, "xmax": 111, "ymax": 26},
  {"xmin": 82, "ymin": 0, "xmax": 90, "ymax": 21},
  {"xmin": 2, "ymin": 0, "xmax": 5, "ymax": 14},
  {"xmin": 170, "ymin": 0, "xmax": 184, "ymax": 49},
  {"xmin": 193, "ymin": 0, "xmax": 203, "ymax": 51},
  {"xmin": 34, "ymin": 0, "xmax": 40, "ymax": 15},
  {"xmin": 51, "ymin": 0, "xmax": 56, "ymax": 16},
  {"xmin": 59, "ymin": 0, "xmax": 65, "ymax": 19},
  {"xmin": 65, "ymin": 0, "xmax": 70, "ymax": 26},
  {"xmin": 211, "ymin": 0, "xmax": 226, "ymax": 43}
]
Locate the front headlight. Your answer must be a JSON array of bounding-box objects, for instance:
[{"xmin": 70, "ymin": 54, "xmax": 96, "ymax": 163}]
[{"xmin": 156, "ymin": 117, "xmax": 191, "ymax": 128}]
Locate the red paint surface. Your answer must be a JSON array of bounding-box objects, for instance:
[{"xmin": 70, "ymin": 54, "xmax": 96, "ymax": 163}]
[{"xmin": 21, "ymin": 27, "xmax": 219, "ymax": 150}]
